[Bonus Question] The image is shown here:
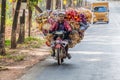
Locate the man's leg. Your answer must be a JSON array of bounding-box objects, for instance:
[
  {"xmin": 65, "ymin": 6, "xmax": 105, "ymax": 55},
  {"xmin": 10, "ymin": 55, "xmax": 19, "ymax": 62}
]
[
  {"xmin": 51, "ymin": 48, "xmax": 55, "ymax": 57},
  {"xmin": 51, "ymin": 35, "xmax": 57, "ymax": 57},
  {"xmin": 65, "ymin": 45, "xmax": 71, "ymax": 59},
  {"xmin": 63, "ymin": 33, "xmax": 71, "ymax": 59}
]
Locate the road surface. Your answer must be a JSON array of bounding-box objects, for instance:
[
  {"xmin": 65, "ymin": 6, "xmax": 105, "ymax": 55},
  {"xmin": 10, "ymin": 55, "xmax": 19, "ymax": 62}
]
[{"xmin": 18, "ymin": 1, "xmax": 120, "ymax": 80}]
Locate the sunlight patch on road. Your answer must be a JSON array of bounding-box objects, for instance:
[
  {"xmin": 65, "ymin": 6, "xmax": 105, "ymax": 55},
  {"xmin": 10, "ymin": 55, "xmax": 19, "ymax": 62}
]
[
  {"xmin": 6, "ymin": 66, "xmax": 26, "ymax": 69},
  {"xmin": 69, "ymin": 51, "xmax": 104, "ymax": 55},
  {"xmin": 81, "ymin": 41, "xmax": 120, "ymax": 45},
  {"xmin": 83, "ymin": 58, "xmax": 101, "ymax": 62}
]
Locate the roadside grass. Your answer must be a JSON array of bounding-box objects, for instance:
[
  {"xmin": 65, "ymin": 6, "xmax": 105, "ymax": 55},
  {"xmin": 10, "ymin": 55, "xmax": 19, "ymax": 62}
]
[
  {"xmin": 5, "ymin": 39, "xmax": 11, "ymax": 47},
  {"xmin": 0, "ymin": 53, "xmax": 25, "ymax": 61},
  {"xmin": 23, "ymin": 37, "xmax": 45, "ymax": 48},
  {"xmin": 6, "ymin": 18, "xmax": 12, "ymax": 27},
  {"xmin": 5, "ymin": 37, "xmax": 45, "ymax": 48},
  {"xmin": 6, "ymin": 54, "xmax": 25, "ymax": 61},
  {"xmin": 2, "ymin": 37, "xmax": 45, "ymax": 61}
]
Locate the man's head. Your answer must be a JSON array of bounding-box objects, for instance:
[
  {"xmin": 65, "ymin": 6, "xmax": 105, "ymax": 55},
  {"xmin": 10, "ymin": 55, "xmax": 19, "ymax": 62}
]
[{"xmin": 58, "ymin": 12, "xmax": 65, "ymax": 22}]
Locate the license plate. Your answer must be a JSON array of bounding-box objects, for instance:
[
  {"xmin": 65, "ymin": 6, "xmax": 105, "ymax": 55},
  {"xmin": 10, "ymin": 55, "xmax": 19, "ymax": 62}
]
[{"xmin": 98, "ymin": 19, "xmax": 103, "ymax": 21}]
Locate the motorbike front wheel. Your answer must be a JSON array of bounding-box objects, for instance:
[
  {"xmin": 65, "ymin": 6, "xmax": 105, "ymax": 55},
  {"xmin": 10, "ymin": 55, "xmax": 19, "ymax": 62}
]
[{"xmin": 57, "ymin": 49, "xmax": 63, "ymax": 65}]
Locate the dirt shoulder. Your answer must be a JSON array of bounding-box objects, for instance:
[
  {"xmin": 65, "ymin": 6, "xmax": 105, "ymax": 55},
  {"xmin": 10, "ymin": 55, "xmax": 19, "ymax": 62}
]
[{"xmin": 0, "ymin": 46, "xmax": 50, "ymax": 80}]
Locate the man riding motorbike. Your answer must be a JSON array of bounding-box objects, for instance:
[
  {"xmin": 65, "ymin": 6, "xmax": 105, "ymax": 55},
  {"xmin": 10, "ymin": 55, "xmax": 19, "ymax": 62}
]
[{"xmin": 49, "ymin": 12, "xmax": 72, "ymax": 59}]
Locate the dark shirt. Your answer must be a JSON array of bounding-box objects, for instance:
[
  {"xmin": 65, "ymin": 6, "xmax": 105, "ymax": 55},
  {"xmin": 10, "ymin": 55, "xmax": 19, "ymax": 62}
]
[{"xmin": 57, "ymin": 22, "xmax": 65, "ymax": 31}]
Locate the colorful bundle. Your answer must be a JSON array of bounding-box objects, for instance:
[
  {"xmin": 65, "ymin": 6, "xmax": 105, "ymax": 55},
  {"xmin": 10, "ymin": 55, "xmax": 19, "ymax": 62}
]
[{"xmin": 77, "ymin": 7, "xmax": 92, "ymax": 23}]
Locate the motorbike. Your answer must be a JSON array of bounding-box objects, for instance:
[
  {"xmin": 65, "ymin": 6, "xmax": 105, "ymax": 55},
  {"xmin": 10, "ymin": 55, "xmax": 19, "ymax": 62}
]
[{"xmin": 51, "ymin": 31, "xmax": 69, "ymax": 65}]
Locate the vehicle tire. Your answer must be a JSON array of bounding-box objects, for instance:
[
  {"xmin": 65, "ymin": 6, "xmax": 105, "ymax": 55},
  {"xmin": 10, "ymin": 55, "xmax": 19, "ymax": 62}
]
[
  {"xmin": 61, "ymin": 58, "xmax": 64, "ymax": 63},
  {"xmin": 106, "ymin": 21, "xmax": 109, "ymax": 24},
  {"xmin": 93, "ymin": 22, "xmax": 96, "ymax": 24},
  {"xmin": 57, "ymin": 49, "xmax": 62, "ymax": 65}
]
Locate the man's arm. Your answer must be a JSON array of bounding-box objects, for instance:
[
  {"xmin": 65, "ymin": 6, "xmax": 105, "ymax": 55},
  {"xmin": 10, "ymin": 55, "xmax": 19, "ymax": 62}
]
[
  {"xmin": 49, "ymin": 22, "xmax": 57, "ymax": 33},
  {"xmin": 65, "ymin": 21, "xmax": 72, "ymax": 32}
]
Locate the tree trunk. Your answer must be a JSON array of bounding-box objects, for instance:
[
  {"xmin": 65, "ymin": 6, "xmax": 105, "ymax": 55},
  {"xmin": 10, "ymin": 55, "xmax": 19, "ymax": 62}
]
[
  {"xmin": 68, "ymin": 0, "xmax": 72, "ymax": 7},
  {"xmin": 17, "ymin": 10, "xmax": 25, "ymax": 44},
  {"xmin": 12, "ymin": 1, "xmax": 15, "ymax": 17},
  {"xmin": 28, "ymin": 6, "xmax": 32, "ymax": 37},
  {"xmin": 34, "ymin": 5, "xmax": 43, "ymax": 13},
  {"xmin": 46, "ymin": 0, "xmax": 51, "ymax": 10},
  {"xmin": 33, "ymin": 0, "xmax": 42, "ymax": 13},
  {"xmin": 81, "ymin": 0, "xmax": 83, "ymax": 6},
  {"xmin": 0, "ymin": 0, "xmax": 6, "ymax": 55},
  {"xmin": 56, "ymin": 0, "xmax": 60, "ymax": 9},
  {"xmin": 11, "ymin": 0, "xmax": 21, "ymax": 49},
  {"xmin": 77, "ymin": 0, "xmax": 80, "ymax": 7}
]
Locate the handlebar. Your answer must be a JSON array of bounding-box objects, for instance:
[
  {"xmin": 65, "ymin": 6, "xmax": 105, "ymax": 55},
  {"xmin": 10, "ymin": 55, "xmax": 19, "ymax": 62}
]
[{"xmin": 50, "ymin": 31, "xmax": 67, "ymax": 35}]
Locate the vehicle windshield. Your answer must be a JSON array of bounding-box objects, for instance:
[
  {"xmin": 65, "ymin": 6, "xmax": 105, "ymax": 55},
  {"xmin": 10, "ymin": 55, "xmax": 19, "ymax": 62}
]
[{"xmin": 94, "ymin": 7, "xmax": 107, "ymax": 12}]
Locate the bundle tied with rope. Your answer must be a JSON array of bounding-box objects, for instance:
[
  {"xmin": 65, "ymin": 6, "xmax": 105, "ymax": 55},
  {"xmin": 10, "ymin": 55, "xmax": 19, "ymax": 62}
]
[{"xmin": 35, "ymin": 8, "xmax": 92, "ymax": 48}]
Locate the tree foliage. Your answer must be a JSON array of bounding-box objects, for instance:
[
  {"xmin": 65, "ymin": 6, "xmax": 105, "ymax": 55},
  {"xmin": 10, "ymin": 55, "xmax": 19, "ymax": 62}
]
[{"xmin": 29, "ymin": 0, "xmax": 42, "ymax": 8}]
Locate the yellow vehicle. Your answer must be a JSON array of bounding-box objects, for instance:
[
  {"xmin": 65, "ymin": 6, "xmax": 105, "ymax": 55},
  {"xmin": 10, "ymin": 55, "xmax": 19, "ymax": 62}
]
[{"xmin": 92, "ymin": 2, "xmax": 109, "ymax": 24}]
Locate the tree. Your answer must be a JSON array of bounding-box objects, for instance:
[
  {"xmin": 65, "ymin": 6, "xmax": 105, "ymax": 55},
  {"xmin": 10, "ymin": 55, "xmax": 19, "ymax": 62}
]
[
  {"xmin": 17, "ymin": 10, "xmax": 25, "ymax": 44},
  {"xmin": 11, "ymin": 0, "xmax": 21, "ymax": 49},
  {"xmin": 28, "ymin": 0, "xmax": 32, "ymax": 37},
  {"xmin": 29, "ymin": 0, "xmax": 43, "ymax": 13},
  {"xmin": 17, "ymin": 0, "xmax": 27, "ymax": 43},
  {"xmin": 12, "ymin": 0, "xmax": 15, "ymax": 17},
  {"xmin": 68, "ymin": 0, "xmax": 72, "ymax": 7},
  {"xmin": 46, "ymin": 0, "xmax": 51, "ymax": 10},
  {"xmin": 0, "ymin": 0, "xmax": 6, "ymax": 55},
  {"xmin": 28, "ymin": 0, "xmax": 42, "ymax": 37},
  {"xmin": 34, "ymin": 5, "xmax": 43, "ymax": 13},
  {"xmin": 56, "ymin": 0, "xmax": 60, "ymax": 9},
  {"xmin": 79, "ymin": 0, "xmax": 83, "ymax": 7},
  {"xmin": 28, "ymin": 0, "xmax": 43, "ymax": 37}
]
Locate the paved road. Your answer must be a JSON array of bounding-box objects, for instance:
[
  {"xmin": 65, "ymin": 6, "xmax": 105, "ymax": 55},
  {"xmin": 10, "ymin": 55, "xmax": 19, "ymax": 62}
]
[{"xmin": 19, "ymin": 1, "xmax": 120, "ymax": 80}]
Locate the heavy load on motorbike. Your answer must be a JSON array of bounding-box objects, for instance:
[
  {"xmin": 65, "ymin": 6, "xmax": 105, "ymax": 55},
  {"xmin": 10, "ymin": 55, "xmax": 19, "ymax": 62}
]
[
  {"xmin": 35, "ymin": 8, "xmax": 92, "ymax": 65},
  {"xmin": 35, "ymin": 8, "xmax": 92, "ymax": 48},
  {"xmin": 77, "ymin": 7, "xmax": 92, "ymax": 23}
]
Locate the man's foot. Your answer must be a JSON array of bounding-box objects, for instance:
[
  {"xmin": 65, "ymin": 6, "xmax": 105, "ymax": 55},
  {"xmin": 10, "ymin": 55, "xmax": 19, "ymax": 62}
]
[
  {"xmin": 61, "ymin": 59, "xmax": 64, "ymax": 63},
  {"xmin": 67, "ymin": 53, "xmax": 71, "ymax": 59}
]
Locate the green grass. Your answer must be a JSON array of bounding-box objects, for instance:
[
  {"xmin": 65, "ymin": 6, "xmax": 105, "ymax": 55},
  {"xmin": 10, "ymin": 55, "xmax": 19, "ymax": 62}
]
[
  {"xmin": 25, "ymin": 37, "xmax": 40, "ymax": 42},
  {"xmin": 7, "ymin": 55, "xmax": 25, "ymax": 61},
  {"xmin": 5, "ymin": 37, "xmax": 45, "ymax": 49},
  {"xmin": 24, "ymin": 37, "xmax": 45, "ymax": 48},
  {"xmin": 6, "ymin": 18, "xmax": 12, "ymax": 27},
  {"xmin": 5, "ymin": 40, "xmax": 11, "ymax": 47},
  {"xmin": 0, "ymin": 53, "xmax": 25, "ymax": 61}
]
